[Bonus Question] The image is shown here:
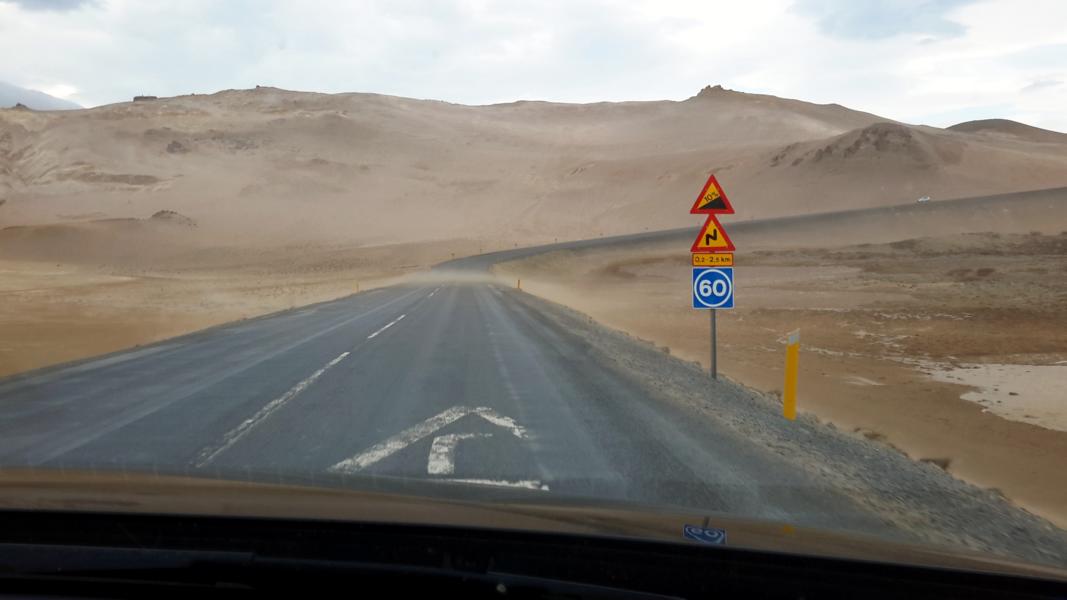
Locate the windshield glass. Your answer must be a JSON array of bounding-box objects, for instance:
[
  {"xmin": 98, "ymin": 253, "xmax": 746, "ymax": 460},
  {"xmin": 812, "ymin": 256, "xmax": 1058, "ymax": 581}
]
[{"xmin": 2, "ymin": 0, "xmax": 1066, "ymax": 573}]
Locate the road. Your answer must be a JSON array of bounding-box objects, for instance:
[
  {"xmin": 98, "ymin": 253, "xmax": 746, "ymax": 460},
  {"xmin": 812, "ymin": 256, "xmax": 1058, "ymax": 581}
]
[
  {"xmin": 5, "ymin": 199, "xmax": 1067, "ymax": 564},
  {"xmin": 0, "ymin": 250, "xmax": 896, "ymax": 534}
]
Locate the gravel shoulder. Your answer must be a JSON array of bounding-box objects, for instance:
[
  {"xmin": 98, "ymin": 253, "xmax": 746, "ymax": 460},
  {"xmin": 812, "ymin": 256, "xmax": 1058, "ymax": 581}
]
[{"xmin": 506, "ymin": 288, "xmax": 1067, "ymax": 568}]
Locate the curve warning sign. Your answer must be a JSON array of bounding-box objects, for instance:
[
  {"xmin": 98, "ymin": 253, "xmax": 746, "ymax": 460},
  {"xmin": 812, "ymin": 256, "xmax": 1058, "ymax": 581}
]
[{"xmin": 691, "ymin": 214, "xmax": 736, "ymax": 253}]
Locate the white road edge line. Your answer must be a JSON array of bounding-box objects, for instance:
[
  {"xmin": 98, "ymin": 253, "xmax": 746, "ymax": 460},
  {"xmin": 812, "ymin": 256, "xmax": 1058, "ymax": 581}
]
[
  {"xmin": 367, "ymin": 314, "xmax": 406, "ymax": 339},
  {"xmin": 194, "ymin": 351, "xmax": 350, "ymax": 467},
  {"xmin": 441, "ymin": 478, "xmax": 550, "ymax": 491},
  {"xmin": 427, "ymin": 433, "xmax": 489, "ymax": 475}
]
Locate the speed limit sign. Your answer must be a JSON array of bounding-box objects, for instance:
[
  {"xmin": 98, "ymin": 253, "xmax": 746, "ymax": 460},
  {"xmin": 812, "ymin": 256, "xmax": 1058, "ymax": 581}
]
[{"xmin": 692, "ymin": 267, "xmax": 734, "ymax": 309}]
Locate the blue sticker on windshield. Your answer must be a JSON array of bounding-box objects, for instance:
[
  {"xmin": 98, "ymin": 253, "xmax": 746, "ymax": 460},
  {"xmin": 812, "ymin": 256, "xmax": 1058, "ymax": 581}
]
[{"xmin": 683, "ymin": 524, "xmax": 727, "ymax": 545}]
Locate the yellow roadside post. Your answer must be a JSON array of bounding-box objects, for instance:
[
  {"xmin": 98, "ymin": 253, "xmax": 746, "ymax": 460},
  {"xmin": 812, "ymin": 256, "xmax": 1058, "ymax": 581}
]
[
  {"xmin": 517, "ymin": 279, "xmax": 522, "ymax": 290},
  {"xmin": 783, "ymin": 329, "xmax": 800, "ymax": 420}
]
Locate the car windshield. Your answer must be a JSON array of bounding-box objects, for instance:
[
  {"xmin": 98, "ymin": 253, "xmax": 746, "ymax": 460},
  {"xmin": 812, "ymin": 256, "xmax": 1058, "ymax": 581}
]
[{"xmin": 2, "ymin": 0, "xmax": 1066, "ymax": 574}]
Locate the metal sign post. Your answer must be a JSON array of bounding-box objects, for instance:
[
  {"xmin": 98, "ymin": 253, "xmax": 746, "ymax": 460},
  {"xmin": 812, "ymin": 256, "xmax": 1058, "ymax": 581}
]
[
  {"xmin": 710, "ymin": 309, "xmax": 717, "ymax": 380},
  {"xmin": 692, "ymin": 266, "xmax": 733, "ymax": 381}
]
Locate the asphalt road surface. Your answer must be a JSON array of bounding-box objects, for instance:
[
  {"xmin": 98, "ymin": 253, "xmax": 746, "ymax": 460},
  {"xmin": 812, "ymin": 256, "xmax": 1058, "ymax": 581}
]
[
  {"xmin": 2, "ymin": 232, "xmax": 1067, "ymax": 565},
  {"xmin": 0, "ymin": 256, "xmax": 883, "ymax": 529}
]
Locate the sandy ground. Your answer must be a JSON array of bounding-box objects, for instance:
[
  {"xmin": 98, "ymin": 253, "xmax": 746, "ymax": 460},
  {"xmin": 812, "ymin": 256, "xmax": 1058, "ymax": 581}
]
[
  {"xmin": 0, "ymin": 238, "xmax": 480, "ymax": 378},
  {"xmin": 494, "ymin": 227, "xmax": 1067, "ymax": 529}
]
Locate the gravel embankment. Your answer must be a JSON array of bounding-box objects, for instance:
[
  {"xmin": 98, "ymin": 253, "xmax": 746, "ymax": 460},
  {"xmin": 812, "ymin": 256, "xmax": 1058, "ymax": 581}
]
[{"xmin": 506, "ymin": 288, "xmax": 1067, "ymax": 568}]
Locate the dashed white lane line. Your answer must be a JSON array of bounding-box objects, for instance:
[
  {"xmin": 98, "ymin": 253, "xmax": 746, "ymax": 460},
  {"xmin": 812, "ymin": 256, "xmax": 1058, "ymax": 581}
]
[
  {"xmin": 195, "ymin": 351, "xmax": 350, "ymax": 467},
  {"xmin": 367, "ymin": 314, "xmax": 406, "ymax": 339}
]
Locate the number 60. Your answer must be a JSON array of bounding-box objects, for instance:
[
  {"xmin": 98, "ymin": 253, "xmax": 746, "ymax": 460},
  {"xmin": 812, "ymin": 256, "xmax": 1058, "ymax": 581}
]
[{"xmin": 699, "ymin": 278, "xmax": 727, "ymax": 297}]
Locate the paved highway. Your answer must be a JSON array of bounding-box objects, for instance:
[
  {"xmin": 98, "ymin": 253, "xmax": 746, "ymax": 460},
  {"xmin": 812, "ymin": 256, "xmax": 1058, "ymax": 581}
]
[{"xmin": 0, "ymin": 253, "xmax": 893, "ymax": 534}]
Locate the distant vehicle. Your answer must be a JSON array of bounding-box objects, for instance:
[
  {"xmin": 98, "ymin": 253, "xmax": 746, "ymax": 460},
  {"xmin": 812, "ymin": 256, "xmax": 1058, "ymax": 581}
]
[{"xmin": 917, "ymin": 196, "xmax": 931, "ymax": 203}]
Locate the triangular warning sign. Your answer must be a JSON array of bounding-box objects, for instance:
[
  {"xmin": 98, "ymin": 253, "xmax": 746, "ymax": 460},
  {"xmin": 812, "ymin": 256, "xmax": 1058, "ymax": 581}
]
[
  {"xmin": 689, "ymin": 174, "xmax": 735, "ymax": 214},
  {"xmin": 691, "ymin": 214, "xmax": 735, "ymax": 253}
]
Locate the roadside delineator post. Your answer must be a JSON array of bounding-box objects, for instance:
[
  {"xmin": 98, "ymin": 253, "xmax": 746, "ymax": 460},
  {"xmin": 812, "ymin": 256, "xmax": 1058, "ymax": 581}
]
[
  {"xmin": 783, "ymin": 329, "xmax": 800, "ymax": 420},
  {"xmin": 517, "ymin": 279, "xmax": 521, "ymax": 290}
]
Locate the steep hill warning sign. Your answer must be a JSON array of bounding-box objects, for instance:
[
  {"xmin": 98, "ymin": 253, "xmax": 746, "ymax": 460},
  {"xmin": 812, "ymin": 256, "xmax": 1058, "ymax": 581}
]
[
  {"xmin": 691, "ymin": 214, "xmax": 735, "ymax": 253},
  {"xmin": 689, "ymin": 174, "xmax": 735, "ymax": 214}
]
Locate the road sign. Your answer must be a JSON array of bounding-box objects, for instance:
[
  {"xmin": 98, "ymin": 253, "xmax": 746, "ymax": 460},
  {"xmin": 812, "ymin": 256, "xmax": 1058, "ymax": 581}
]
[
  {"xmin": 689, "ymin": 174, "xmax": 735, "ymax": 214},
  {"xmin": 692, "ymin": 267, "xmax": 734, "ymax": 309},
  {"xmin": 688, "ymin": 173, "xmax": 737, "ymax": 381},
  {"xmin": 691, "ymin": 215, "xmax": 736, "ymax": 253},
  {"xmin": 692, "ymin": 253, "xmax": 733, "ymax": 267}
]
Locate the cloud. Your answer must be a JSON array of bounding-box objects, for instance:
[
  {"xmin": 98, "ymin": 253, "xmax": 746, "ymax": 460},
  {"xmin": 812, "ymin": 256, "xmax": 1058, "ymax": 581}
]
[
  {"xmin": 1, "ymin": 0, "xmax": 93, "ymax": 11},
  {"xmin": 791, "ymin": 0, "xmax": 977, "ymax": 40},
  {"xmin": 0, "ymin": 0, "xmax": 1064, "ymax": 132},
  {"xmin": 1022, "ymin": 79, "xmax": 1062, "ymax": 93}
]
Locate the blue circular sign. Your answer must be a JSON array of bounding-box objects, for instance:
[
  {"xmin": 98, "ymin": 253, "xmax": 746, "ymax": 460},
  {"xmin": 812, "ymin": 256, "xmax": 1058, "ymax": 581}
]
[{"xmin": 693, "ymin": 268, "xmax": 733, "ymax": 308}]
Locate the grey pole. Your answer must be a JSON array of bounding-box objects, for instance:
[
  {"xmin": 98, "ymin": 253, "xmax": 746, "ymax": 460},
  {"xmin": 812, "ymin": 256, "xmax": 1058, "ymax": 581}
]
[{"xmin": 710, "ymin": 309, "xmax": 717, "ymax": 380}]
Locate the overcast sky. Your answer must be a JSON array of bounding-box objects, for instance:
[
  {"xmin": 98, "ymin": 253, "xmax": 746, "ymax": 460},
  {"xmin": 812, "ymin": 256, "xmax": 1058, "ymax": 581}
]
[{"xmin": 1, "ymin": 0, "xmax": 1065, "ymax": 131}]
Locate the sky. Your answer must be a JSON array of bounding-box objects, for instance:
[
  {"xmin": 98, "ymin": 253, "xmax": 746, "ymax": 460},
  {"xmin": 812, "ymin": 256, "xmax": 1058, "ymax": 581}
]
[{"xmin": 1, "ymin": 0, "xmax": 1065, "ymax": 131}]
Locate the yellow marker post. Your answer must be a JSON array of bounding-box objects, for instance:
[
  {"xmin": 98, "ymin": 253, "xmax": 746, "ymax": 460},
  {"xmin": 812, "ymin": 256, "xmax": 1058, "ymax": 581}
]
[
  {"xmin": 517, "ymin": 279, "xmax": 522, "ymax": 290},
  {"xmin": 783, "ymin": 329, "xmax": 800, "ymax": 420}
]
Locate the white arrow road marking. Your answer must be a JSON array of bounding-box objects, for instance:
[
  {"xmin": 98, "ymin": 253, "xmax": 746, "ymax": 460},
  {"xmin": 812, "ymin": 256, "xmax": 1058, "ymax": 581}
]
[
  {"xmin": 367, "ymin": 314, "xmax": 405, "ymax": 339},
  {"xmin": 440, "ymin": 478, "xmax": 549, "ymax": 491},
  {"xmin": 474, "ymin": 399, "xmax": 526, "ymax": 437},
  {"xmin": 195, "ymin": 351, "xmax": 350, "ymax": 467},
  {"xmin": 329, "ymin": 405, "xmax": 527, "ymax": 474},
  {"xmin": 427, "ymin": 433, "xmax": 490, "ymax": 475}
]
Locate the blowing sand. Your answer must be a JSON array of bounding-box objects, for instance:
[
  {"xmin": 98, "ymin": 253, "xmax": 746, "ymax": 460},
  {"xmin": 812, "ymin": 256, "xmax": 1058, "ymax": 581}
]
[
  {"xmin": 0, "ymin": 237, "xmax": 481, "ymax": 378},
  {"xmin": 494, "ymin": 201, "xmax": 1067, "ymax": 528}
]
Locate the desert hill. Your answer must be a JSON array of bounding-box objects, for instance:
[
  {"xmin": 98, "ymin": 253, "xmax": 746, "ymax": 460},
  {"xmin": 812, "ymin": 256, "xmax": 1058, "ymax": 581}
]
[
  {"xmin": 2, "ymin": 85, "xmax": 1067, "ymax": 252},
  {"xmin": 948, "ymin": 118, "xmax": 1067, "ymax": 144}
]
